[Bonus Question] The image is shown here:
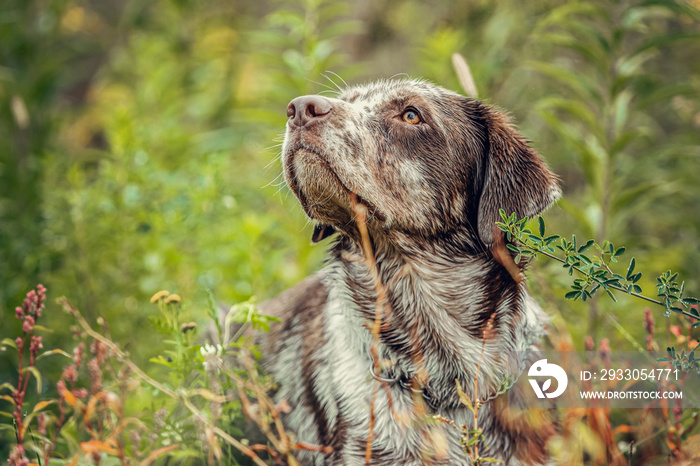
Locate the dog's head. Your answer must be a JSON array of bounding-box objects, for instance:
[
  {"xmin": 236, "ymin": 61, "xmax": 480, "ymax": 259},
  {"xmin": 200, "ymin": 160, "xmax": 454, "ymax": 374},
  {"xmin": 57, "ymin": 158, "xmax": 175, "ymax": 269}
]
[{"xmin": 282, "ymin": 79, "xmax": 560, "ymax": 247}]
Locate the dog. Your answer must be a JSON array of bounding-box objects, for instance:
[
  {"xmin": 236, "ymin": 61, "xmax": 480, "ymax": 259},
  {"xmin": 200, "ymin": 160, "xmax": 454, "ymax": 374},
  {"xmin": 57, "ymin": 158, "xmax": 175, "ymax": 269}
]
[{"xmin": 258, "ymin": 79, "xmax": 560, "ymax": 465}]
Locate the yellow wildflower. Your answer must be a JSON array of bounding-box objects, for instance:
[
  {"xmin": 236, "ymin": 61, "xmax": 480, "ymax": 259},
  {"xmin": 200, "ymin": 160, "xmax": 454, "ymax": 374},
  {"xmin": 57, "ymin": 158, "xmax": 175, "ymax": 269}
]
[
  {"xmin": 149, "ymin": 290, "xmax": 170, "ymax": 303},
  {"xmin": 164, "ymin": 294, "xmax": 182, "ymax": 304}
]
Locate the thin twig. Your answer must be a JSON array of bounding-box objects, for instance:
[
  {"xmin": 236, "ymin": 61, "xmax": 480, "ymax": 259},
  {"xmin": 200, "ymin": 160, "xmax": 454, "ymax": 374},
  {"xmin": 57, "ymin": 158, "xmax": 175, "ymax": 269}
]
[
  {"xmin": 294, "ymin": 442, "xmax": 334, "ymax": 455},
  {"xmin": 250, "ymin": 444, "xmax": 282, "ymax": 464}
]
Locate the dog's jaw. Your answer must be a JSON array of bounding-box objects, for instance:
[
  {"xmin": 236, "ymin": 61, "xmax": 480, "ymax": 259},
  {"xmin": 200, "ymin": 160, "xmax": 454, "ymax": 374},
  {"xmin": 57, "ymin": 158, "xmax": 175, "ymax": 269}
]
[
  {"xmin": 285, "ymin": 145, "xmax": 353, "ymax": 224},
  {"xmin": 284, "ymin": 142, "xmax": 387, "ymax": 244}
]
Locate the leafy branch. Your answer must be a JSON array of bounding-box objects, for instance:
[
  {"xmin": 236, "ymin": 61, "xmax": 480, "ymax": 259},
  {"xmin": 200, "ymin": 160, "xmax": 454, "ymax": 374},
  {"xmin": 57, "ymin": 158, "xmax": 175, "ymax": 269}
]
[
  {"xmin": 495, "ymin": 209, "xmax": 700, "ymax": 327},
  {"xmin": 658, "ymin": 343, "xmax": 700, "ymax": 375}
]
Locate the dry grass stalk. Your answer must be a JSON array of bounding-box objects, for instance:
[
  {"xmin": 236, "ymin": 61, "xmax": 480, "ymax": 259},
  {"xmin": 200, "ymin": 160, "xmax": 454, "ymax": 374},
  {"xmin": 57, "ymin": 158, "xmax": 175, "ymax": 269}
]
[
  {"xmin": 58, "ymin": 297, "xmax": 269, "ymax": 466},
  {"xmin": 349, "ymin": 193, "xmax": 388, "ymax": 464},
  {"xmin": 226, "ymin": 353, "xmax": 334, "ymax": 464},
  {"xmin": 451, "ymin": 53, "xmax": 479, "ymax": 98},
  {"xmin": 236, "ymin": 355, "xmax": 299, "ymax": 465},
  {"xmin": 349, "ymin": 193, "xmax": 444, "ymax": 464},
  {"xmin": 490, "ymin": 226, "xmax": 524, "ymax": 285},
  {"xmin": 471, "ymin": 316, "xmax": 494, "ymax": 460}
]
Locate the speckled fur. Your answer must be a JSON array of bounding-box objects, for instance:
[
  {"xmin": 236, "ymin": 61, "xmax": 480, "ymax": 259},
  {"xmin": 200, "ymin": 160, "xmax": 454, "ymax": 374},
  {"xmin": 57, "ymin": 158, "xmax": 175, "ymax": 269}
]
[{"xmin": 259, "ymin": 79, "xmax": 560, "ymax": 465}]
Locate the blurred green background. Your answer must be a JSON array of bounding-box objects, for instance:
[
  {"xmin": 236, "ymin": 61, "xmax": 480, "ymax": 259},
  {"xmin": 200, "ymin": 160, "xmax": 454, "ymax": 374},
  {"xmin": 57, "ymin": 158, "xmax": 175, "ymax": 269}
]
[{"xmin": 1, "ymin": 0, "xmax": 699, "ymax": 450}]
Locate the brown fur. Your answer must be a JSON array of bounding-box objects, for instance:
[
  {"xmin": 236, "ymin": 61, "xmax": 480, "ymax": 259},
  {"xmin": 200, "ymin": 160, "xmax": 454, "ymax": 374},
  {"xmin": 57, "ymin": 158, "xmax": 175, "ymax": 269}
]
[{"xmin": 257, "ymin": 79, "xmax": 560, "ymax": 465}]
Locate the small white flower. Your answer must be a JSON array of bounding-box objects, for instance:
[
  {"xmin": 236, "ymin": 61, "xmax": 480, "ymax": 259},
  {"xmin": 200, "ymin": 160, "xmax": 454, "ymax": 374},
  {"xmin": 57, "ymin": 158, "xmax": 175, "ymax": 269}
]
[
  {"xmin": 200, "ymin": 343, "xmax": 224, "ymax": 373},
  {"xmin": 200, "ymin": 343, "xmax": 223, "ymax": 356}
]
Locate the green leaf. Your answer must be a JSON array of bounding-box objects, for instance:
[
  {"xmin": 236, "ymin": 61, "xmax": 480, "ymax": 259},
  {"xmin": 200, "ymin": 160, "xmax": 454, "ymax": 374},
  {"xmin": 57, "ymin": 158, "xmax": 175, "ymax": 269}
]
[
  {"xmin": 36, "ymin": 349, "xmax": 72, "ymax": 362},
  {"xmin": 626, "ymin": 258, "xmax": 636, "ymax": 280},
  {"xmin": 614, "ymin": 247, "xmax": 626, "ymax": 257},
  {"xmin": 0, "ymin": 382, "xmax": 17, "ymax": 394},
  {"xmin": 578, "ymin": 239, "xmax": 594, "ymax": 253},
  {"xmin": 605, "ymin": 289, "xmax": 617, "ymax": 302},
  {"xmin": 544, "ymin": 235, "xmax": 560, "ymax": 244},
  {"xmin": 455, "ymin": 379, "xmax": 475, "ymax": 414},
  {"xmin": 612, "ymin": 89, "xmax": 633, "ymax": 137},
  {"xmin": 22, "ymin": 366, "xmax": 42, "ymax": 394},
  {"xmin": 149, "ymin": 356, "xmax": 173, "ymax": 368},
  {"xmin": 466, "ymin": 435, "xmax": 483, "ymax": 448},
  {"xmin": 535, "ymin": 97, "xmax": 605, "ymax": 143},
  {"xmin": 0, "ymin": 338, "xmax": 18, "ymax": 351},
  {"xmin": 31, "ymin": 325, "xmax": 54, "ymax": 333},
  {"xmin": 632, "ymin": 32, "xmax": 700, "ymax": 59},
  {"xmin": 538, "ymin": 217, "xmax": 545, "ymax": 237}
]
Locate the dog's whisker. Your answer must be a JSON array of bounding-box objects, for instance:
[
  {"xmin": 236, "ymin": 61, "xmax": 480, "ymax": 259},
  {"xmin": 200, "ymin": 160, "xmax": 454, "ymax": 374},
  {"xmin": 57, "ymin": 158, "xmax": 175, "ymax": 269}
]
[
  {"xmin": 388, "ymin": 72, "xmax": 410, "ymax": 81},
  {"xmin": 262, "ymin": 172, "xmax": 286, "ymax": 189},
  {"xmin": 263, "ymin": 155, "xmax": 283, "ymax": 171},
  {"xmin": 318, "ymin": 89, "xmax": 340, "ymax": 97},
  {"xmin": 321, "ymin": 72, "xmax": 345, "ymax": 93},
  {"xmin": 305, "ymin": 77, "xmax": 339, "ymax": 95},
  {"xmin": 325, "ymin": 70, "xmax": 349, "ymax": 90},
  {"xmin": 262, "ymin": 143, "xmax": 284, "ymax": 152}
]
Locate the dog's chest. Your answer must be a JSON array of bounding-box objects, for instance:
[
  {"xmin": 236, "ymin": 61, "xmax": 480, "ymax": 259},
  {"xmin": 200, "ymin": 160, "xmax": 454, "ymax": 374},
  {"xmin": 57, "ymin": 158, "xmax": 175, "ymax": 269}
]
[{"xmin": 265, "ymin": 255, "xmax": 545, "ymax": 464}]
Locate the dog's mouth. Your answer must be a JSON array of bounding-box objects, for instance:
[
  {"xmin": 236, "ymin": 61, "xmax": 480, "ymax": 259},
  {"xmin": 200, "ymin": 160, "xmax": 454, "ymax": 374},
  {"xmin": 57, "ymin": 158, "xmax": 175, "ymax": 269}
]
[{"xmin": 285, "ymin": 145, "xmax": 384, "ymax": 239}]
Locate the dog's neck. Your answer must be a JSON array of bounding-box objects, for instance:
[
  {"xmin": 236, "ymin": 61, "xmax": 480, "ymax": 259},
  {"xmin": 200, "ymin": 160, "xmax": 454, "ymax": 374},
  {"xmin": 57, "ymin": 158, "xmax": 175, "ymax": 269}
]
[{"xmin": 328, "ymin": 231, "xmax": 546, "ymax": 405}]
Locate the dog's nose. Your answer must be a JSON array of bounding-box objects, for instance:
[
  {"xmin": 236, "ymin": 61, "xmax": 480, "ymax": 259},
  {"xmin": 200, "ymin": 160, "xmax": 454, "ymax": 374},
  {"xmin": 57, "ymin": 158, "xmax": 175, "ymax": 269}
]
[{"xmin": 287, "ymin": 96, "xmax": 333, "ymax": 127}]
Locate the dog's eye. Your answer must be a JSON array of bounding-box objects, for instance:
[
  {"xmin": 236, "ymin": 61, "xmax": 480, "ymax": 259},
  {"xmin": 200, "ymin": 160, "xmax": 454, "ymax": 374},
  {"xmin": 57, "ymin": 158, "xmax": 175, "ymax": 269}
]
[{"xmin": 401, "ymin": 109, "xmax": 421, "ymax": 125}]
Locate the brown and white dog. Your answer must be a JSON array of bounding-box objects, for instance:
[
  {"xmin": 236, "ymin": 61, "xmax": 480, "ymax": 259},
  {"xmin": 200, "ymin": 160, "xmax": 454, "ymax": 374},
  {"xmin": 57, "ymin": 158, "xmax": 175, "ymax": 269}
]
[{"xmin": 259, "ymin": 79, "xmax": 560, "ymax": 465}]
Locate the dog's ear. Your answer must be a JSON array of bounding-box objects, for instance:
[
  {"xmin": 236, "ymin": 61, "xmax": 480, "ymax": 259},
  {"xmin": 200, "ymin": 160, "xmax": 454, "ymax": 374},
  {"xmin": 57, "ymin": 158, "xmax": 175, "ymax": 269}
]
[{"xmin": 478, "ymin": 110, "xmax": 560, "ymax": 245}]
